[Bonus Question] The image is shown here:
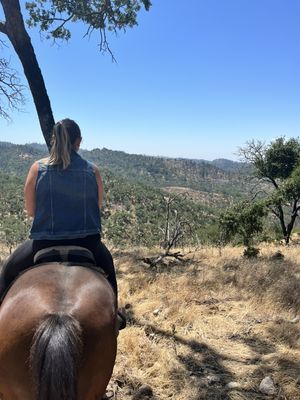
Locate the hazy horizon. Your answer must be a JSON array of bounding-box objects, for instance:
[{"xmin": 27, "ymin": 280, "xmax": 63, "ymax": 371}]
[{"xmin": 0, "ymin": 139, "xmax": 243, "ymax": 162}]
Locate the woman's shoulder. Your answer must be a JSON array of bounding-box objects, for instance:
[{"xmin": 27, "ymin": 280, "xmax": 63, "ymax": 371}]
[
  {"xmin": 36, "ymin": 157, "xmax": 49, "ymax": 165},
  {"xmin": 82, "ymin": 158, "xmax": 98, "ymax": 172},
  {"xmin": 25, "ymin": 158, "xmax": 49, "ymax": 175},
  {"xmin": 33, "ymin": 157, "xmax": 50, "ymax": 170}
]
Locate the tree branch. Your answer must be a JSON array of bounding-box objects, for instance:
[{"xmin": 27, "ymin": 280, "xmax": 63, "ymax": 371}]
[
  {"xmin": 50, "ymin": 14, "xmax": 74, "ymax": 36},
  {"xmin": 268, "ymin": 176, "xmax": 279, "ymax": 189},
  {"xmin": 269, "ymin": 207, "xmax": 280, "ymax": 219}
]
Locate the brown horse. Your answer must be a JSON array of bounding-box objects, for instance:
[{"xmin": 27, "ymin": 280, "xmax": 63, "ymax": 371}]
[{"xmin": 0, "ymin": 262, "xmax": 117, "ymax": 400}]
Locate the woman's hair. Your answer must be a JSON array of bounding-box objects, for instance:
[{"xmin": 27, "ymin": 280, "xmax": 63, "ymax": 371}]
[{"xmin": 48, "ymin": 119, "xmax": 82, "ymax": 169}]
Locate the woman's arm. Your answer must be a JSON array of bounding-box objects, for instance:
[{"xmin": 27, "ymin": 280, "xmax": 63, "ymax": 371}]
[
  {"xmin": 24, "ymin": 162, "xmax": 39, "ymax": 217},
  {"xmin": 93, "ymin": 165, "xmax": 104, "ymax": 209}
]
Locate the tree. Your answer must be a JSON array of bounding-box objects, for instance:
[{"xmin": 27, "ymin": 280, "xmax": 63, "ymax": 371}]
[
  {"xmin": 0, "ymin": 0, "xmax": 151, "ymax": 147},
  {"xmin": 0, "ymin": 214, "xmax": 30, "ymax": 254},
  {"xmin": 0, "ymin": 173, "xmax": 30, "ymax": 253},
  {"xmin": 240, "ymin": 137, "xmax": 300, "ymax": 244},
  {"xmin": 219, "ymin": 200, "xmax": 267, "ymax": 256}
]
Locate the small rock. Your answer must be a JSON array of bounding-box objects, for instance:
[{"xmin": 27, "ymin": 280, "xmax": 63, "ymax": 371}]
[
  {"xmin": 133, "ymin": 384, "xmax": 153, "ymax": 399},
  {"xmin": 197, "ymin": 374, "xmax": 220, "ymax": 388},
  {"xmin": 206, "ymin": 374, "xmax": 220, "ymax": 385},
  {"xmin": 102, "ymin": 390, "xmax": 114, "ymax": 399},
  {"xmin": 226, "ymin": 381, "xmax": 241, "ymax": 389},
  {"xmin": 153, "ymin": 308, "xmax": 161, "ymax": 316},
  {"xmin": 198, "ymin": 378, "xmax": 209, "ymax": 388},
  {"xmin": 289, "ymin": 315, "xmax": 300, "ymax": 324},
  {"xmin": 259, "ymin": 376, "xmax": 277, "ymax": 395}
]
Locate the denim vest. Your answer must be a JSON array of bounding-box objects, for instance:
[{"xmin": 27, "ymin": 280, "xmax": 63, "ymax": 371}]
[{"xmin": 30, "ymin": 152, "xmax": 101, "ymax": 240}]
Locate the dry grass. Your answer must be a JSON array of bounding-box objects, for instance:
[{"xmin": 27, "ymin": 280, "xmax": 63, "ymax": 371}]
[
  {"xmin": 0, "ymin": 244, "xmax": 8, "ymax": 266},
  {"xmin": 111, "ymin": 245, "xmax": 300, "ymax": 399}
]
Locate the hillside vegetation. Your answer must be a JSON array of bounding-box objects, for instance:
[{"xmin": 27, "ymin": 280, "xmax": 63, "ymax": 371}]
[
  {"xmin": 0, "ymin": 141, "xmax": 252, "ymax": 248},
  {"xmin": 81, "ymin": 148, "xmax": 247, "ymax": 198},
  {"xmin": 0, "ymin": 141, "xmax": 249, "ymax": 199}
]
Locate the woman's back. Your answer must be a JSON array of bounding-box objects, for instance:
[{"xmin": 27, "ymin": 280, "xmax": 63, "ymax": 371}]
[{"xmin": 31, "ymin": 152, "xmax": 101, "ymax": 240}]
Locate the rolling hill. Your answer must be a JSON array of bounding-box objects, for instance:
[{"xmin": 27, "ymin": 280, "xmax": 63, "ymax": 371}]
[{"xmin": 0, "ymin": 141, "xmax": 250, "ymax": 200}]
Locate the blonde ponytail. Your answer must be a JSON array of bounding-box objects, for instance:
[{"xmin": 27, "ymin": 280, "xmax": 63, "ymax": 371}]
[{"xmin": 48, "ymin": 119, "xmax": 81, "ymax": 169}]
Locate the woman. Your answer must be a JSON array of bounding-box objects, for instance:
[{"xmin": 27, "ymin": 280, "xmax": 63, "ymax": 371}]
[{"xmin": 0, "ymin": 119, "xmax": 124, "ymax": 325}]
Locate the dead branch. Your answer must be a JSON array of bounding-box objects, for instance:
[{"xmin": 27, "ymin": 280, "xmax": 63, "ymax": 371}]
[
  {"xmin": 142, "ymin": 193, "xmax": 194, "ymax": 267},
  {"xmin": 142, "ymin": 251, "xmax": 185, "ymax": 268},
  {"xmin": 0, "ymin": 57, "xmax": 25, "ymax": 119}
]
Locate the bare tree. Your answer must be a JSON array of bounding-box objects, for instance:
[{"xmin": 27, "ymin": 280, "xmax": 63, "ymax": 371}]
[
  {"xmin": 143, "ymin": 194, "xmax": 192, "ymax": 267},
  {"xmin": 0, "ymin": 56, "xmax": 24, "ymax": 119}
]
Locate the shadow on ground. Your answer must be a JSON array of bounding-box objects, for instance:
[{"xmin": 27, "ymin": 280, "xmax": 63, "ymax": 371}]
[
  {"xmin": 228, "ymin": 328, "xmax": 300, "ymax": 399},
  {"xmin": 117, "ymin": 310, "xmax": 273, "ymax": 400}
]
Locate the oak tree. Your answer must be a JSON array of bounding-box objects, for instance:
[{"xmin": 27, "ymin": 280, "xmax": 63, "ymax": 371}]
[
  {"xmin": 240, "ymin": 137, "xmax": 300, "ymax": 244},
  {"xmin": 219, "ymin": 199, "xmax": 266, "ymax": 256}
]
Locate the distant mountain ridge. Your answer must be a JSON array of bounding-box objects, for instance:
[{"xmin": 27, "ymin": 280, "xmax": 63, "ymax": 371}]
[
  {"xmin": 0, "ymin": 141, "xmax": 249, "ymax": 198},
  {"xmin": 209, "ymin": 158, "xmax": 245, "ymax": 172},
  {"xmin": 0, "ymin": 141, "xmax": 242, "ymax": 171}
]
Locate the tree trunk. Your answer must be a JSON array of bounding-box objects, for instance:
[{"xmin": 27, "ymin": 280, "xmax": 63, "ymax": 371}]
[
  {"xmin": 285, "ymin": 201, "xmax": 299, "ymax": 245},
  {"xmin": 276, "ymin": 205, "xmax": 288, "ymax": 244},
  {"xmin": 0, "ymin": 0, "xmax": 54, "ymax": 149}
]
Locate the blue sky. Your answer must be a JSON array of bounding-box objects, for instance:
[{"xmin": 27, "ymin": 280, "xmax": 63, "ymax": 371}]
[{"xmin": 1, "ymin": 0, "xmax": 300, "ymax": 160}]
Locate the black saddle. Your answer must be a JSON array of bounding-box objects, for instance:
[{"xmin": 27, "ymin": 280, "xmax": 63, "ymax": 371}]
[
  {"xmin": 0, "ymin": 246, "xmax": 106, "ymax": 304},
  {"xmin": 34, "ymin": 245, "xmax": 96, "ymax": 266}
]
